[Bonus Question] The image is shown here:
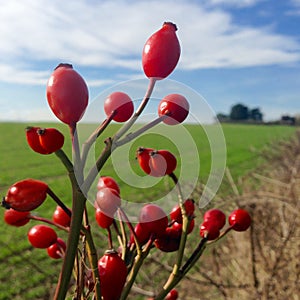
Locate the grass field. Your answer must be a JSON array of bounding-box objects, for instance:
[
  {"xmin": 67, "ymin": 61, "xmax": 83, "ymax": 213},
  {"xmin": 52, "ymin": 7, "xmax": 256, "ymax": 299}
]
[{"xmin": 0, "ymin": 122, "xmax": 297, "ymax": 299}]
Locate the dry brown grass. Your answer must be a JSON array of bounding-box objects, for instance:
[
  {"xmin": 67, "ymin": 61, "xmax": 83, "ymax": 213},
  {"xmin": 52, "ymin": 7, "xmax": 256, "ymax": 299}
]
[{"xmin": 129, "ymin": 131, "xmax": 300, "ymax": 300}]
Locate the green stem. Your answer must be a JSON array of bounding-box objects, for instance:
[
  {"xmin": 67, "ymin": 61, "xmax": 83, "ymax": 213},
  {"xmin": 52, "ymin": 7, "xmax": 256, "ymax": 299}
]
[
  {"xmin": 155, "ymin": 238, "xmax": 208, "ymax": 300},
  {"xmin": 81, "ymin": 110, "xmax": 117, "ymax": 168},
  {"xmin": 120, "ymin": 236, "xmax": 154, "ymax": 300},
  {"xmin": 53, "ymin": 186, "xmax": 87, "ymax": 300}
]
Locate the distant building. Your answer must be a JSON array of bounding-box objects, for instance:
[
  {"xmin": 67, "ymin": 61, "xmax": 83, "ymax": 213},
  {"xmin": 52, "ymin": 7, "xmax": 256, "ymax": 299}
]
[{"xmin": 281, "ymin": 115, "xmax": 296, "ymax": 125}]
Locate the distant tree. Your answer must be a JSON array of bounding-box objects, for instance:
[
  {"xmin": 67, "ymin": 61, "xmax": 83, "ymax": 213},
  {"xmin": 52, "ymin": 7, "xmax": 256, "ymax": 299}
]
[
  {"xmin": 249, "ymin": 108, "xmax": 263, "ymax": 121},
  {"xmin": 216, "ymin": 113, "xmax": 229, "ymax": 122},
  {"xmin": 230, "ymin": 103, "xmax": 249, "ymax": 120}
]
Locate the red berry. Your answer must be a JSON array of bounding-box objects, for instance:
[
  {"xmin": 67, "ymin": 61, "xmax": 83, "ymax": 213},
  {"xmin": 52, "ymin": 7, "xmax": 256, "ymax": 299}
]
[
  {"xmin": 149, "ymin": 149, "xmax": 177, "ymax": 177},
  {"xmin": 95, "ymin": 208, "xmax": 114, "ymax": 229},
  {"xmin": 142, "ymin": 22, "xmax": 180, "ymax": 80},
  {"xmin": 104, "ymin": 91, "xmax": 134, "ymax": 122},
  {"xmin": 158, "ymin": 94, "xmax": 189, "ymax": 125},
  {"xmin": 228, "ymin": 209, "xmax": 251, "ymax": 232},
  {"xmin": 170, "ymin": 199, "xmax": 195, "ymax": 224},
  {"xmin": 203, "ymin": 209, "xmax": 226, "ymax": 230},
  {"xmin": 200, "ymin": 221, "xmax": 220, "ymax": 241},
  {"xmin": 166, "ymin": 289, "xmax": 179, "ymax": 300},
  {"xmin": 136, "ymin": 147, "xmax": 155, "ymax": 175},
  {"xmin": 28, "ymin": 225, "xmax": 57, "ymax": 248},
  {"xmin": 154, "ymin": 235, "xmax": 180, "ymax": 253},
  {"xmin": 4, "ymin": 209, "xmax": 30, "ymax": 227},
  {"xmin": 171, "ymin": 219, "xmax": 195, "ymax": 236},
  {"xmin": 37, "ymin": 128, "xmax": 64, "ymax": 153},
  {"xmin": 25, "ymin": 126, "xmax": 49, "ymax": 154},
  {"xmin": 52, "ymin": 205, "xmax": 71, "ymax": 227},
  {"xmin": 139, "ymin": 204, "xmax": 168, "ymax": 237},
  {"xmin": 98, "ymin": 250, "xmax": 127, "ymax": 300},
  {"xmin": 47, "ymin": 238, "xmax": 66, "ymax": 259},
  {"xmin": 95, "ymin": 188, "xmax": 121, "ymax": 216},
  {"xmin": 97, "ymin": 176, "xmax": 120, "ymax": 195},
  {"xmin": 129, "ymin": 222, "xmax": 151, "ymax": 246},
  {"xmin": 2, "ymin": 179, "xmax": 48, "ymax": 211},
  {"xmin": 46, "ymin": 63, "xmax": 89, "ymax": 125}
]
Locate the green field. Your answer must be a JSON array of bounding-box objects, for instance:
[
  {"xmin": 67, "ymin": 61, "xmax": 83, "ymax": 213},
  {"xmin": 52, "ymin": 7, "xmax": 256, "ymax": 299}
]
[{"xmin": 0, "ymin": 122, "xmax": 297, "ymax": 299}]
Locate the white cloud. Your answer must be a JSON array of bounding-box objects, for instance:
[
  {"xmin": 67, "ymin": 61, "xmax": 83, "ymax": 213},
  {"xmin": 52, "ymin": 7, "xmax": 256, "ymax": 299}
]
[
  {"xmin": 0, "ymin": 0, "xmax": 299, "ymax": 86},
  {"xmin": 205, "ymin": 0, "xmax": 262, "ymax": 8}
]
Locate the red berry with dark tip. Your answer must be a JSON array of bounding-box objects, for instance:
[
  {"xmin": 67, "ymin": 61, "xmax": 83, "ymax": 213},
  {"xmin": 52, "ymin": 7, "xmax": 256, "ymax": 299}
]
[
  {"xmin": 2, "ymin": 179, "xmax": 48, "ymax": 212},
  {"xmin": 142, "ymin": 22, "xmax": 180, "ymax": 80},
  {"xmin": 46, "ymin": 63, "xmax": 89, "ymax": 125}
]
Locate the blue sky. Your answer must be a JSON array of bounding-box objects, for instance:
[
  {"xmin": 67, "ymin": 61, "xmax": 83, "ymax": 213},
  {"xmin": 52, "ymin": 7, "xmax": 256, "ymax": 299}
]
[{"xmin": 0, "ymin": 0, "xmax": 300, "ymax": 123}]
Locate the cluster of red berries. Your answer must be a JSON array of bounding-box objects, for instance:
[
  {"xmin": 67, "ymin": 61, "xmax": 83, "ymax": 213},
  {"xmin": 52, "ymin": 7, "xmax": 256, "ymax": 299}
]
[{"xmin": 1, "ymin": 21, "xmax": 252, "ymax": 300}]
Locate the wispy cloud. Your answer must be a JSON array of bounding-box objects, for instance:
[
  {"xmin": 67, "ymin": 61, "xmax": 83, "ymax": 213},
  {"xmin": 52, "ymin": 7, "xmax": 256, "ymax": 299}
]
[
  {"xmin": 0, "ymin": 0, "xmax": 299, "ymax": 86},
  {"xmin": 204, "ymin": 0, "xmax": 262, "ymax": 8}
]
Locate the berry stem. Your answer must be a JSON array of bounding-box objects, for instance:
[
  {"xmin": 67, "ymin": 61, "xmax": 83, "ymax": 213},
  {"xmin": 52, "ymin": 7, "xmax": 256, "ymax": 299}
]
[
  {"xmin": 46, "ymin": 187, "xmax": 72, "ymax": 218},
  {"xmin": 81, "ymin": 110, "xmax": 117, "ymax": 168},
  {"xmin": 81, "ymin": 225, "xmax": 101, "ymax": 300},
  {"xmin": 120, "ymin": 235, "xmax": 154, "ymax": 300},
  {"xmin": 113, "ymin": 77, "xmax": 156, "ymax": 142},
  {"xmin": 180, "ymin": 237, "xmax": 208, "ymax": 275},
  {"xmin": 114, "ymin": 114, "xmax": 168, "ymax": 147},
  {"xmin": 53, "ymin": 181, "xmax": 87, "ymax": 300},
  {"xmin": 69, "ymin": 123, "xmax": 84, "ymax": 184},
  {"xmin": 29, "ymin": 215, "xmax": 69, "ymax": 232}
]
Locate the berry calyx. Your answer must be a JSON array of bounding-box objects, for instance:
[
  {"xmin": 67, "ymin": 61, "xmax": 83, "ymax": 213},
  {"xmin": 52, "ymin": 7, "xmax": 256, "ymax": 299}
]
[
  {"xmin": 104, "ymin": 91, "xmax": 134, "ymax": 122},
  {"xmin": 2, "ymin": 179, "xmax": 48, "ymax": 211},
  {"xmin": 158, "ymin": 94, "xmax": 189, "ymax": 125},
  {"xmin": 37, "ymin": 128, "xmax": 64, "ymax": 153},
  {"xmin": 136, "ymin": 147, "xmax": 154, "ymax": 175},
  {"xmin": 142, "ymin": 22, "xmax": 180, "ymax": 80},
  {"xmin": 28, "ymin": 225, "xmax": 57, "ymax": 248},
  {"xmin": 228, "ymin": 208, "xmax": 251, "ymax": 232},
  {"xmin": 149, "ymin": 149, "xmax": 177, "ymax": 177},
  {"xmin": 25, "ymin": 126, "xmax": 49, "ymax": 154}
]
